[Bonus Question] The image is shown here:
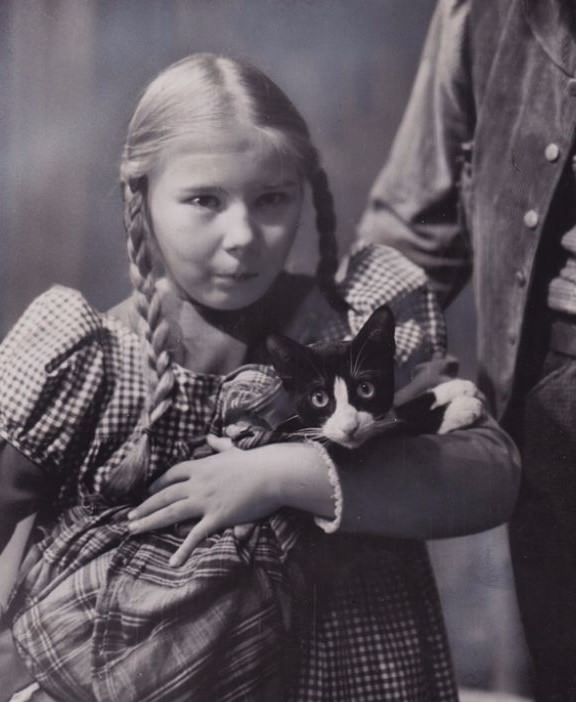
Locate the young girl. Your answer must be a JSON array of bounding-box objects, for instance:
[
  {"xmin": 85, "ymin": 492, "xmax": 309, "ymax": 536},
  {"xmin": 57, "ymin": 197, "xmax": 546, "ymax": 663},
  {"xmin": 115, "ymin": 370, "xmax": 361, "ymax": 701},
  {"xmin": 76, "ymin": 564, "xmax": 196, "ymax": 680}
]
[{"xmin": 0, "ymin": 54, "xmax": 519, "ymax": 702}]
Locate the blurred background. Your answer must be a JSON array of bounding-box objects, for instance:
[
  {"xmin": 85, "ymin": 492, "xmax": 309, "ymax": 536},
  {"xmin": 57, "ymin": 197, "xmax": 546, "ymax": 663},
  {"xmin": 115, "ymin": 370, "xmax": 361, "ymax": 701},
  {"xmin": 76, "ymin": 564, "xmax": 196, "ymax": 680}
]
[{"xmin": 0, "ymin": 0, "xmax": 530, "ymax": 697}]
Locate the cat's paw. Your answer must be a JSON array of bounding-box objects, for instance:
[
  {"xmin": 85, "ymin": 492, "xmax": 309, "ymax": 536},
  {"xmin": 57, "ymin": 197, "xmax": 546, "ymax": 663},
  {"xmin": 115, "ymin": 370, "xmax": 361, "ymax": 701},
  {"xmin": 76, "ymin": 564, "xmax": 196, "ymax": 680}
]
[
  {"xmin": 438, "ymin": 395, "xmax": 483, "ymax": 434},
  {"xmin": 431, "ymin": 379, "xmax": 478, "ymax": 408}
]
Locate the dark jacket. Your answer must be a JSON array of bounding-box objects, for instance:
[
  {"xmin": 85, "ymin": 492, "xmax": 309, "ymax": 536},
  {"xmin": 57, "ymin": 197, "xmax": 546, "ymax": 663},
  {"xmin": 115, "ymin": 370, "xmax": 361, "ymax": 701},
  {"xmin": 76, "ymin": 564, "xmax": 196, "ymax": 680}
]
[{"xmin": 360, "ymin": 0, "xmax": 576, "ymax": 419}]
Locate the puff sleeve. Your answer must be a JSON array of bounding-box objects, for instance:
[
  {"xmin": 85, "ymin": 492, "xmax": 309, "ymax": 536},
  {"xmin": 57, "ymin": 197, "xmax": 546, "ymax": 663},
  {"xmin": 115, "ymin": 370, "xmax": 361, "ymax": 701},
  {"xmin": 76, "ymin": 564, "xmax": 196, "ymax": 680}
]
[
  {"xmin": 338, "ymin": 242, "xmax": 448, "ymax": 389},
  {"xmin": 0, "ymin": 286, "xmax": 106, "ymax": 476}
]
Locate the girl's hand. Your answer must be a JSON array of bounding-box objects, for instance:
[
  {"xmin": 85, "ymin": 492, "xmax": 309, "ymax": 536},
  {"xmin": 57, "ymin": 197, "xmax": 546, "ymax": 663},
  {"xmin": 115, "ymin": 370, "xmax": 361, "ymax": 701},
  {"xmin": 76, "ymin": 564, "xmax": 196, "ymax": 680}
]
[
  {"xmin": 127, "ymin": 435, "xmax": 283, "ymax": 566},
  {"xmin": 127, "ymin": 438, "xmax": 334, "ymax": 566}
]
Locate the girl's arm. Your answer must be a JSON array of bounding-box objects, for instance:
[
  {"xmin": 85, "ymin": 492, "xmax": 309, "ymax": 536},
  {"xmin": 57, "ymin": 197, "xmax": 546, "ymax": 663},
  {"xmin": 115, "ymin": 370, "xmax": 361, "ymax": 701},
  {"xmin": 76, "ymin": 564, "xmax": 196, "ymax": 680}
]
[
  {"xmin": 331, "ymin": 414, "xmax": 520, "ymax": 538},
  {"xmin": 0, "ymin": 443, "xmax": 45, "ymax": 607},
  {"xmin": 0, "ymin": 443, "xmax": 45, "ymax": 551},
  {"xmin": 0, "ymin": 514, "xmax": 36, "ymax": 610},
  {"xmin": 129, "ymin": 415, "xmax": 520, "ymax": 566}
]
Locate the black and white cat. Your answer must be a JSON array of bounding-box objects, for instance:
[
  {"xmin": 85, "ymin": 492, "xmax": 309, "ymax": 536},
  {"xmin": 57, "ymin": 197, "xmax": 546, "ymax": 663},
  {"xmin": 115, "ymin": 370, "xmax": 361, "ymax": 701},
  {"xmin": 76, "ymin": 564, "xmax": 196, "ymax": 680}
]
[
  {"xmin": 264, "ymin": 304, "xmax": 481, "ymax": 448},
  {"xmin": 222, "ymin": 304, "xmax": 481, "ymax": 543}
]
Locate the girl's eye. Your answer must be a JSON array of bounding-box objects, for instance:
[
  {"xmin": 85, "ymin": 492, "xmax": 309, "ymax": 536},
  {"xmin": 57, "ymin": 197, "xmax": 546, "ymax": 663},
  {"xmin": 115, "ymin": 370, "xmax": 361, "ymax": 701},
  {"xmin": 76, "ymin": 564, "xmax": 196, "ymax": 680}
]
[
  {"xmin": 256, "ymin": 191, "xmax": 289, "ymax": 208},
  {"xmin": 186, "ymin": 195, "xmax": 221, "ymax": 210},
  {"xmin": 310, "ymin": 390, "xmax": 330, "ymax": 409},
  {"xmin": 356, "ymin": 381, "xmax": 375, "ymax": 400}
]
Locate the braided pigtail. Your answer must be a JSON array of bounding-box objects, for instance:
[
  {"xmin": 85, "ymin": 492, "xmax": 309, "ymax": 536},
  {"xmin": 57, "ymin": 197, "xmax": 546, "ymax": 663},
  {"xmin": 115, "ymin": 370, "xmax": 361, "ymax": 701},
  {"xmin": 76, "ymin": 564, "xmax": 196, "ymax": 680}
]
[
  {"xmin": 106, "ymin": 53, "xmax": 345, "ymax": 499},
  {"xmin": 309, "ymin": 167, "xmax": 346, "ymax": 311},
  {"xmin": 105, "ymin": 180, "xmax": 176, "ymax": 502}
]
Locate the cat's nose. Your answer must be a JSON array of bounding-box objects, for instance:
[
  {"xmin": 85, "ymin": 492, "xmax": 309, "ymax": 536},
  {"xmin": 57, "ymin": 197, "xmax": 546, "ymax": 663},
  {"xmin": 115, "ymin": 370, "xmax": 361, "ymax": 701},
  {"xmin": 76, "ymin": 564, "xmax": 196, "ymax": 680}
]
[{"xmin": 340, "ymin": 414, "xmax": 359, "ymax": 436}]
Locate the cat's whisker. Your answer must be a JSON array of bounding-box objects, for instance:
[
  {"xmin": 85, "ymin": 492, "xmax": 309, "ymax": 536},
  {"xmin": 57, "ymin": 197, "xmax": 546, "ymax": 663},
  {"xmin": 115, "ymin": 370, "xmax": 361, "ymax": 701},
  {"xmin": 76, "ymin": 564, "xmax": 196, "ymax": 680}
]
[
  {"xmin": 305, "ymin": 431, "xmax": 325, "ymax": 440},
  {"xmin": 351, "ymin": 356, "xmax": 363, "ymax": 380},
  {"xmin": 350, "ymin": 336, "xmax": 375, "ymax": 379},
  {"xmin": 349, "ymin": 351, "xmax": 360, "ymax": 378},
  {"xmin": 305, "ymin": 433, "xmax": 330, "ymax": 445},
  {"xmin": 281, "ymin": 414, "xmax": 300, "ymax": 423},
  {"xmin": 349, "ymin": 337, "xmax": 368, "ymax": 375},
  {"xmin": 289, "ymin": 427, "xmax": 324, "ymax": 439},
  {"xmin": 308, "ymin": 433, "xmax": 326, "ymax": 442},
  {"xmin": 352, "ymin": 334, "xmax": 371, "ymax": 371},
  {"xmin": 371, "ymin": 417, "xmax": 402, "ymax": 432}
]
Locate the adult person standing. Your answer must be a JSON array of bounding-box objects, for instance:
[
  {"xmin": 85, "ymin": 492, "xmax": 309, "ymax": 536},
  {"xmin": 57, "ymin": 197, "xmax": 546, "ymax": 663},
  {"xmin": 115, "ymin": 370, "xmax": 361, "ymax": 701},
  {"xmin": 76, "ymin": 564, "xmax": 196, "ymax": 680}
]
[{"xmin": 358, "ymin": 1, "xmax": 576, "ymax": 700}]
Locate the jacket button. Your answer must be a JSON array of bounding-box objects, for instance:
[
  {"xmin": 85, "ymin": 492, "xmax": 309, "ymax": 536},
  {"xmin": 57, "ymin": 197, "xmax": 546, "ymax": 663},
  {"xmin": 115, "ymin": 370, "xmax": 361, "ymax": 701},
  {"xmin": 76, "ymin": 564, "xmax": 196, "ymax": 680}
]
[
  {"xmin": 569, "ymin": 78, "xmax": 576, "ymax": 96},
  {"xmin": 523, "ymin": 210, "xmax": 539, "ymax": 229},
  {"xmin": 545, "ymin": 143, "xmax": 560, "ymax": 162},
  {"xmin": 508, "ymin": 333, "xmax": 517, "ymax": 346},
  {"xmin": 515, "ymin": 270, "xmax": 527, "ymax": 287}
]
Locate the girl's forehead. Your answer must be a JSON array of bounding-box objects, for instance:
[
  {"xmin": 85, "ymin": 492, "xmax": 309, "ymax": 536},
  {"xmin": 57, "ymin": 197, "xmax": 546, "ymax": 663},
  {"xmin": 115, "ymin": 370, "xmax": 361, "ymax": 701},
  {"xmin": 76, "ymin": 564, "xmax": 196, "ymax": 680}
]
[
  {"xmin": 152, "ymin": 127, "xmax": 303, "ymax": 186},
  {"xmin": 169, "ymin": 123, "xmax": 269, "ymax": 152}
]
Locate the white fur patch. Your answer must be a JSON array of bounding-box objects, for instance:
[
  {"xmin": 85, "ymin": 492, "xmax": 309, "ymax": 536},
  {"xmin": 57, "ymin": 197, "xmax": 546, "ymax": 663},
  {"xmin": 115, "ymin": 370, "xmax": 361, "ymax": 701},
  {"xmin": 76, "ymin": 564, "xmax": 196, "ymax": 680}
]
[
  {"xmin": 322, "ymin": 377, "xmax": 373, "ymax": 447},
  {"xmin": 438, "ymin": 396, "xmax": 483, "ymax": 434},
  {"xmin": 431, "ymin": 379, "xmax": 477, "ymax": 409},
  {"xmin": 430, "ymin": 379, "xmax": 482, "ymax": 434}
]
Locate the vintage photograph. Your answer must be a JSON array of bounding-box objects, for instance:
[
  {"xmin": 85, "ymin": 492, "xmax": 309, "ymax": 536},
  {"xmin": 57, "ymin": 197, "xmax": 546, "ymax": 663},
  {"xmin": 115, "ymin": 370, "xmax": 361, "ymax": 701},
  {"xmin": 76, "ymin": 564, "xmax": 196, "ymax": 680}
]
[{"xmin": 1, "ymin": 1, "xmax": 571, "ymax": 700}]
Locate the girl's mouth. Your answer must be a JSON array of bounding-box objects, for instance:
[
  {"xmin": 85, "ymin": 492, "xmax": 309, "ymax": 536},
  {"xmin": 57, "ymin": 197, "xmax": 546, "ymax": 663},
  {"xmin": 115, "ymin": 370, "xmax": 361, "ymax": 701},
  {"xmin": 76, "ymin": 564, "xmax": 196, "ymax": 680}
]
[{"xmin": 214, "ymin": 271, "xmax": 258, "ymax": 282}]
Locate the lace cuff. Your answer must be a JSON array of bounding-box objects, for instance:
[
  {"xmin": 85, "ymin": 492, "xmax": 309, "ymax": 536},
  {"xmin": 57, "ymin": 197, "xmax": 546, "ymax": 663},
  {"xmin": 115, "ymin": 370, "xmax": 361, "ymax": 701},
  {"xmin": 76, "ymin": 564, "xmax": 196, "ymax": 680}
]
[{"xmin": 307, "ymin": 441, "xmax": 343, "ymax": 533}]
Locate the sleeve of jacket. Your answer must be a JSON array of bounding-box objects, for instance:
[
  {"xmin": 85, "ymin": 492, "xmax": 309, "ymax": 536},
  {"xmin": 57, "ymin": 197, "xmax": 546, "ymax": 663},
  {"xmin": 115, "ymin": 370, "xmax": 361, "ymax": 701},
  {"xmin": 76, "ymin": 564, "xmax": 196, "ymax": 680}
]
[{"xmin": 358, "ymin": 0, "xmax": 475, "ymax": 307}]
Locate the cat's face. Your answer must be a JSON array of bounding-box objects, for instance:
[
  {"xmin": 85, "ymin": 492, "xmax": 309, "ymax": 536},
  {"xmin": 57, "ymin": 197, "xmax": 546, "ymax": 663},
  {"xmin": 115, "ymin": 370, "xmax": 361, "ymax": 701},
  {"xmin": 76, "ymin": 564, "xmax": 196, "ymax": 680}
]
[{"xmin": 267, "ymin": 305, "xmax": 396, "ymax": 448}]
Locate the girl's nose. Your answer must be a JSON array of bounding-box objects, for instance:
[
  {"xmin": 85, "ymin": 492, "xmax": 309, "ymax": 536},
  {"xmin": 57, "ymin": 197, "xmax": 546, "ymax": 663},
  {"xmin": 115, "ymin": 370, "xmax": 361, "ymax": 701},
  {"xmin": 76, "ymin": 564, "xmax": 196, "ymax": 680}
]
[{"xmin": 222, "ymin": 204, "xmax": 258, "ymax": 252}]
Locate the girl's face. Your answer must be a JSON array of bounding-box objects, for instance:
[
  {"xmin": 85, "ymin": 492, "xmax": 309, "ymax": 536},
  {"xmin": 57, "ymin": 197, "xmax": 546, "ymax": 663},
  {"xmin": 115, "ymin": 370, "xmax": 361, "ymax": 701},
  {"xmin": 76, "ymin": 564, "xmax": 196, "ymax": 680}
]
[{"xmin": 147, "ymin": 129, "xmax": 304, "ymax": 311}]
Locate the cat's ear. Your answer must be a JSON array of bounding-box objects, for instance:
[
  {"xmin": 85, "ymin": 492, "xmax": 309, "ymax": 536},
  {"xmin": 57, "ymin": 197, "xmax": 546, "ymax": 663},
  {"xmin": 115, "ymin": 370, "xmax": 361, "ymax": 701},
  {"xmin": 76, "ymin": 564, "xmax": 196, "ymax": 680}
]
[
  {"xmin": 350, "ymin": 304, "xmax": 395, "ymax": 362},
  {"xmin": 266, "ymin": 334, "xmax": 318, "ymax": 388}
]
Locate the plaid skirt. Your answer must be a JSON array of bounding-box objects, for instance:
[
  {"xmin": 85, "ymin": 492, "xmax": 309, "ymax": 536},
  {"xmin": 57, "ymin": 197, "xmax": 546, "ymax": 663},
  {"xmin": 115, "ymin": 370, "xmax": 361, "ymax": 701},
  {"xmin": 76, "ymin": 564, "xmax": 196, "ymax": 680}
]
[{"xmin": 7, "ymin": 500, "xmax": 456, "ymax": 702}]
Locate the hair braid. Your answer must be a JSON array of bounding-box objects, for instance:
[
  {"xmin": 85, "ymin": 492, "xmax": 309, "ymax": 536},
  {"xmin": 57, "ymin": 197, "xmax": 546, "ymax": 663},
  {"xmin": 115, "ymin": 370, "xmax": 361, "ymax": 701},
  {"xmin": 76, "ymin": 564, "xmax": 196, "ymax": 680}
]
[
  {"xmin": 109, "ymin": 53, "xmax": 346, "ymax": 498},
  {"xmin": 105, "ymin": 183, "xmax": 177, "ymax": 502},
  {"xmin": 310, "ymin": 168, "xmax": 346, "ymax": 311}
]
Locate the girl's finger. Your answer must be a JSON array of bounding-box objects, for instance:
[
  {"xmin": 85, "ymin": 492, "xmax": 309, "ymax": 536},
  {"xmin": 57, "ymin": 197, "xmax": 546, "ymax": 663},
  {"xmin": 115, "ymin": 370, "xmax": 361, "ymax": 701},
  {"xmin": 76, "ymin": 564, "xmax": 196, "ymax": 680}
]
[
  {"xmin": 128, "ymin": 483, "xmax": 188, "ymax": 520},
  {"xmin": 148, "ymin": 462, "xmax": 195, "ymax": 493},
  {"xmin": 169, "ymin": 516, "xmax": 218, "ymax": 566},
  {"xmin": 206, "ymin": 434, "xmax": 235, "ymax": 453},
  {"xmin": 128, "ymin": 499, "xmax": 199, "ymax": 534},
  {"xmin": 174, "ymin": 519, "xmax": 196, "ymax": 537},
  {"xmin": 233, "ymin": 523, "xmax": 255, "ymax": 542}
]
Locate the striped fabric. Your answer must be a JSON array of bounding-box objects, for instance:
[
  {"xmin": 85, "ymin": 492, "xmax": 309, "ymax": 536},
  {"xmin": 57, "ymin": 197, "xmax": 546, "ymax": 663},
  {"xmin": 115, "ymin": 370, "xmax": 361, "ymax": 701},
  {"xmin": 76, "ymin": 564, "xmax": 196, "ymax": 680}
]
[
  {"xmin": 548, "ymin": 225, "xmax": 576, "ymax": 315},
  {"xmin": 2, "ymin": 244, "xmax": 456, "ymax": 701}
]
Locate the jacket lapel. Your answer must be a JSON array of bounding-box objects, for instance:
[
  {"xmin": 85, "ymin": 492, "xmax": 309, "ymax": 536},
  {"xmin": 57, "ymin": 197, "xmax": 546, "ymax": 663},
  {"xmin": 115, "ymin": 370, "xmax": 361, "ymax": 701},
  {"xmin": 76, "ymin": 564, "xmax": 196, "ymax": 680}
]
[{"xmin": 523, "ymin": 0, "xmax": 576, "ymax": 76}]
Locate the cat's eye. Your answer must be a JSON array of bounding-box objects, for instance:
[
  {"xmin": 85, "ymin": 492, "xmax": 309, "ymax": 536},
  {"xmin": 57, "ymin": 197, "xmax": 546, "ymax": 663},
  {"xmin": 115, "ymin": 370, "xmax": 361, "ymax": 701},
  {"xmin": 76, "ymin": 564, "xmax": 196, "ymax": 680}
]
[
  {"xmin": 310, "ymin": 390, "xmax": 330, "ymax": 409},
  {"xmin": 356, "ymin": 381, "xmax": 375, "ymax": 400}
]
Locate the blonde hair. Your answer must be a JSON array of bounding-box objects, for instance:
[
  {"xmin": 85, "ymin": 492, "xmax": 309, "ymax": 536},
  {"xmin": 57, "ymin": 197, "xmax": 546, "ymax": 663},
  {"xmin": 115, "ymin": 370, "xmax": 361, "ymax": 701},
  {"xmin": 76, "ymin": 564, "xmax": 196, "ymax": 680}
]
[{"xmin": 107, "ymin": 54, "xmax": 340, "ymax": 501}]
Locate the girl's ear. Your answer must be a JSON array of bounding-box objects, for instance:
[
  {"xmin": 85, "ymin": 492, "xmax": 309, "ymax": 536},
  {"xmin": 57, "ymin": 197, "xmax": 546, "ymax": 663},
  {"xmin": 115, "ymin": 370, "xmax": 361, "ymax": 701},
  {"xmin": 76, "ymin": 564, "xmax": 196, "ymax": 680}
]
[
  {"xmin": 266, "ymin": 334, "xmax": 318, "ymax": 387},
  {"xmin": 350, "ymin": 304, "xmax": 396, "ymax": 363}
]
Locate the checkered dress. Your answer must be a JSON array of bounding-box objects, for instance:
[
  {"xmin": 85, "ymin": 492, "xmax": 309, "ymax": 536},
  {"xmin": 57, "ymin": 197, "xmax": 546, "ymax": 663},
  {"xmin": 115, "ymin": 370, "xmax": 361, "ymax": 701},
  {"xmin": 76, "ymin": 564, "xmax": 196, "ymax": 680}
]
[{"xmin": 1, "ymin": 243, "xmax": 456, "ymax": 701}]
